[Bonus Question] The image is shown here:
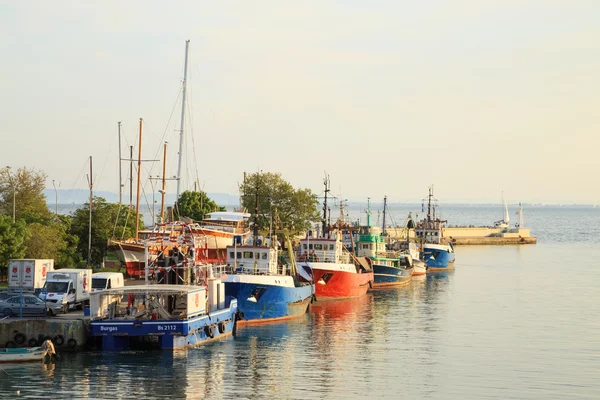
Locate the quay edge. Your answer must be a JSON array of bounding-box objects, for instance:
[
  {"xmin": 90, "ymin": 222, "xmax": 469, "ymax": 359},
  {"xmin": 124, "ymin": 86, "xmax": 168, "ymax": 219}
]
[{"xmin": 0, "ymin": 317, "xmax": 89, "ymax": 351}]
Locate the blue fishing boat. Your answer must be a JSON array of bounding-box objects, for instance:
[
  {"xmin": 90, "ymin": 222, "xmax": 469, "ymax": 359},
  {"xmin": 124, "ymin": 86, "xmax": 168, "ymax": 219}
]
[
  {"xmin": 222, "ymin": 236, "xmax": 315, "ymax": 325},
  {"xmin": 415, "ymin": 186, "xmax": 456, "ymax": 271},
  {"xmin": 356, "ymin": 198, "xmax": 414, "ymax": 287}
]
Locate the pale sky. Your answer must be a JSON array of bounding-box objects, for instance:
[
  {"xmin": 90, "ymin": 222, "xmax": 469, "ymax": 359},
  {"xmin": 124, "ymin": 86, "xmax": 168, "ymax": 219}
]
[{"xmin": 1, "ymin": 1, "xmax": 598, "ymax": 205}]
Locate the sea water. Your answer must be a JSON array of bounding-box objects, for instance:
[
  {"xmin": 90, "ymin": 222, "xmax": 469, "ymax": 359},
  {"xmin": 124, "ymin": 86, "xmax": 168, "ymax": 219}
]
[{"xmin": 1, "ymin": 206, "xmax": 598, "ymax": 399}]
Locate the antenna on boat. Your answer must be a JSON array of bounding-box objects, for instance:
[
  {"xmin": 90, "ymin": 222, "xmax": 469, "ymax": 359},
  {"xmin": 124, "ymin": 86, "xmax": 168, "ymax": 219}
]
[
  {"xmin": 176, "ymin": 39, "xmax": 190, "ymax": 200},
  {"xmin": 366, "ymin": 197, "xmax": 371, "ymax": 227},
  {"xmin": 253, "ymin": 171, "xmax": 261, "ymax": 244},
  {"xmin": 322, "ymin": 173, "xmax": 330, "ymax": 237}
]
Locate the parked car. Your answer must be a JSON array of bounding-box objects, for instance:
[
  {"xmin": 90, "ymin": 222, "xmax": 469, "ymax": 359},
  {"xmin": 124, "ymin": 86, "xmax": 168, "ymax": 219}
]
[{"xmin": 0, "ymin": 295, "xmax": 56, "ymax": 317}]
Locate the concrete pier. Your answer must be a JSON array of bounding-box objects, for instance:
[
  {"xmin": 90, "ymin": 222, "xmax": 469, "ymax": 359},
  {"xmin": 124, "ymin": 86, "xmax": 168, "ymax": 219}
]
[
  {"xmin": 0, "ymin": 316, "xmax": 89, "ymax": 350},
  {"xmin": 386, "ymin": 227, "xmax": 536, "ymax": 245}
]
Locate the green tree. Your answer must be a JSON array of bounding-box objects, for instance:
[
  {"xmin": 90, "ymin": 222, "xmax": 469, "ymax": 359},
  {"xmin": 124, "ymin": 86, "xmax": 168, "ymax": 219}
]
[
  {"xmin": 239, "ymin": 172, "xmax": 320, "ymax": 236},
  {"xmin": 70, "ymin": 197, "xmax": 139, "ymax": 266},
  {"xmin": 175, "ymin": 190, "xmax": 226, "ymax": 221},
  {"xmin": 0, "ymin": 216, "xmax": 28, "ymax": 271},
  {"xmin": 0, "ymin": 167, "xmax": 51, "ymax": 222}
]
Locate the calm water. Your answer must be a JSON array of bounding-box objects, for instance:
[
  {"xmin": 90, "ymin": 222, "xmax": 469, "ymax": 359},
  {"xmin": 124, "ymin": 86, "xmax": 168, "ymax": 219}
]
[{"xmin": 3, "ymin": 207, "xmax": 600, "ymax": 399}]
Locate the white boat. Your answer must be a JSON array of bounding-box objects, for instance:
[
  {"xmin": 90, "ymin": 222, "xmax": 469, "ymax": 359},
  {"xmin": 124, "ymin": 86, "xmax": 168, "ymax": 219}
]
[
  {"xmin": 0, "ymin": 340, "xmax": 54, "ymax": 363},
  {"xmin": 494, "ymin": 192, "xmax": 510, "ymax": 229}
]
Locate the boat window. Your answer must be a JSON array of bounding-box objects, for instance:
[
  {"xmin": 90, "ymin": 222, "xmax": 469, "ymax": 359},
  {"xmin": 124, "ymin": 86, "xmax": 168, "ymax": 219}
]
[
  {"xmin": 362, "ymin": 244, "xmax": 368, "ymax": 249},
  {"xmin": 262, "ymin": 252, "xmax": 268, "ymax": 260},
  {"xmin": 237, "ymin": 252, "xmax": 242, "ymax": 259},
  {"xmin": 309, "ymin": 244, "xmax": 313, "ymax": 250},
  {"xmin": 255, "ymin": 252, "xmax": 261, "ymax": 260},
  {"xmin": 243, "ymin": 251, "xmax": 253, "ymax": 259},
  {"xmin": 229, "ymin": 252, "xmax": 235, "ymax": 259},
  {"xmin": 314, "ymin": 244, "xmax": 323, "ymax": 250},
  {"xmin": 329, "ymin": 244, "xmax": 334, "ymax": 250},
  {"xmin": 303, "ymin": 244, "xmax": 307, "ymax": 250}
]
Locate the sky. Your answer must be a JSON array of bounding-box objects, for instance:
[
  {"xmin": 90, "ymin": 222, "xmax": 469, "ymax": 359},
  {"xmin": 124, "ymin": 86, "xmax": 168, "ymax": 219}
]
[{"xmin": 1, "ymin": 0, "xmax": 599, "ymax": 205}]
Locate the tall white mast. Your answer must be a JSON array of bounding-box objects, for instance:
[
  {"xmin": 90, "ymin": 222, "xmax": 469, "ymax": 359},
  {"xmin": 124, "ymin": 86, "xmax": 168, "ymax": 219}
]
[{"xmin": 176, "ymin": 39, "xmax": 190, "ymax": 200}]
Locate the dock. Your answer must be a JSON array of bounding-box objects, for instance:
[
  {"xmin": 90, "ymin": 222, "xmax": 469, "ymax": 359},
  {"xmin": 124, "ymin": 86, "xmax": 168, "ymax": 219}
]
[
  {"xmin": 0, "ymin": 314, "xmax": 89, "ymax": 350},
  {"xmin": 386, "ymin": 227, "xmax": 537, "ymax": 245}
]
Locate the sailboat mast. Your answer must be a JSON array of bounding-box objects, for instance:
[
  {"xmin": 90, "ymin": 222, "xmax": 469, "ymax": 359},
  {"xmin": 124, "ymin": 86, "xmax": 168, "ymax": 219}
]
[
  {"xmin": 135, "ymin": 118, "xmax": 143, "ymax": 241},
  {"xmin": 160, "ymin": 142, "xmax": 167, "ymax": 223},
  {"xmin": 118, "ymin": 121, "xmax": 122, "ymax": 205},
  {"xmin": 129, "ymin": 146, "xmax": 133, "ymax": 208},
  {"xmin": 87, "ymin": 156, "xmax": 93, "ymax": 267},
  {"xmin": 382, "ymin": 195, "xmax": 387, "ymax": 236},
  {"xmin": 176, "ymin": 39, "xmax": 190, "ymax": 200}
]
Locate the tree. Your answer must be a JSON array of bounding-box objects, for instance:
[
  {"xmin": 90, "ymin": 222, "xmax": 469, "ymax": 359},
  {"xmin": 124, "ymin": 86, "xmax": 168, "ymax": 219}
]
[
  {"xmin": 175, "ymin": 190, "xmax": 226, "ymax": 221},
  {"xmin": 239, "ymin": 172, "xmax": 320, "ymax": 236},
  {"xmin": 0, "ymin": 167, "xmax": 50, "ymax": 222},
  {"xmin": 70, "ymin": 197, "xmax": 140, "ymax": 266},
  {"xmin": 0, "ymin": 216, "xmax": 28, "ymax": 273},
  {"xmin": 24, "ymin": 216, "xmax": 80, "ymax": 268}
]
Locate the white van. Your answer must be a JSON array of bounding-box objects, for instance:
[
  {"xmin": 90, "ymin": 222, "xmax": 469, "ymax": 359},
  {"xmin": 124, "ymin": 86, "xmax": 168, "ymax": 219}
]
[{"xmin": 91, "ymin": 272, "xmax": 124, "ymax": 292}]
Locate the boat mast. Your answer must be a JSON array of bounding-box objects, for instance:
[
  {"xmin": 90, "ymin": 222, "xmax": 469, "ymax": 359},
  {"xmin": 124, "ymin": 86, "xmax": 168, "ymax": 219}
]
[
  {"xmin": 176, "ymin": 39, "xmax": 190, "ymax": 200},
  {"xmin": 118, "ymin": 121, "xmax": 122, "ymax": 205},
  {"xmin": 366, "ymin": 197, "xmax": 371, "ymax": 227},
  {"xmin": 87, "ymin": 156, "xmax": 93, "ymax": 267},
  {"xmin": 253, "ymin": 172, "xmax": 260, "ymax": 244},
  {"xmin": 129, "ymin": 145, "xmax": 133, "ymax": 208},
  {"xmin": 135, "ymin": 118, "xmax": 143, "ymax": 241},
  {"xmin": 160, "ymin": 142, "xmax": 167, "ymax": 223},
  {"xmin": 382, "ymin": 195, "xmax": 387, "ymax": 236},
  {"xmin": 322, "ymin": 174, "xmax": 330, "ymax": 237}
]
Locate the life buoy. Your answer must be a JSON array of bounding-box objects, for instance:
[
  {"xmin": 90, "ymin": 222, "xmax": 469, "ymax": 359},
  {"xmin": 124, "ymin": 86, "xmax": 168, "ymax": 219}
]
[
  {"xmin": 54, "ymin": 335, "xmax": 65, "ymax": 346},
  {"xmin": 204, "ymin": 325, "xmax": 214, "ymax": 339},
  {"xmin": 14, "ymin": 333, "xmax": 26, "ymax": 345},
  {"xmin": 218, "ymin": 321, "xmax": 226, "ymax": 334},
  {"xmin": 67, "ymin": 338, "xmax": 77, "ymax": 348},
  {"xmin": 28, "ymin": 338, "xmax": 38, "ymax": 347}
]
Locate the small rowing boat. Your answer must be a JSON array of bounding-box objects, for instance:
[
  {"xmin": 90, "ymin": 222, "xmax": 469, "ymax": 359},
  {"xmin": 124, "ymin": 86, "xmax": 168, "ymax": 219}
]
[{"xmin": 0, "ymin": 340, "xmax": 55, "ymax": 363}]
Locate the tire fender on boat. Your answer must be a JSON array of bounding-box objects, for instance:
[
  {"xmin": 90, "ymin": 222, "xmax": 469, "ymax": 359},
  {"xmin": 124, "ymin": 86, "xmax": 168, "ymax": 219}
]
[
  {"xmin": 14, "ymin": 333, "xmax": 26, "ymax": 345},
  {"xmin": 67, "ymin": 338, "xmax": 77, "ymax": 348},
  {"xmin": 218, "ymin": 321, "xmax": 226, "ymax": 334},
  {"xmin": 237, "ymin": 311, "xmax": 245, "ymax": 321},
  {"xmin": 204, "ymin": 325, "xmax": 214, "ymax": 339}
]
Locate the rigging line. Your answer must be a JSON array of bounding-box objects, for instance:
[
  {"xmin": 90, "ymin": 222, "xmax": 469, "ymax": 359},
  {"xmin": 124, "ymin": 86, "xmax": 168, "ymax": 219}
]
[
  {"xmin": 187, "ymin": 92, "xmax": 201, "ymax": 192},
  {"xmin": 58, "ymin": 157, "xmax": 90, "ymax": 213},
  {"xmin": 111, "ymin": 203, "xmax": 123, "ymax": 239},
  {"xmin": 121, "ymin": 206, "xmax": 131, "ymax": 240},
  {"xmin": 95, "ymin": 129, "xmax": 116, "ymax": 190},
  {"xmin": 149, "ymin": 88, "xmax": 183, "ymax": 178}
]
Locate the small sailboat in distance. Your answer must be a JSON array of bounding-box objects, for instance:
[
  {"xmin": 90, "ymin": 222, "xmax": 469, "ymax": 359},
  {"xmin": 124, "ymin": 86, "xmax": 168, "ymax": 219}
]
[{"xmin": 494, "ymin": 191, "xmax": 510, "ymax": 229}]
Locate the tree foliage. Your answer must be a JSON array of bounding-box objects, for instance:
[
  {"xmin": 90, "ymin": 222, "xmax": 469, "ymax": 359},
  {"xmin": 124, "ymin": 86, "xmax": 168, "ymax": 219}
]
[
  {"xmin": 175, "ymin": 190, "xmax": 226, "ymax": 221},
  {"xmin": 0, "ymin": 167, "xmax": 50, "ymax": 222},
  {"xmin": 71, "ymin": 197, "xmax": 140, "ymax": 266},
  {"xmin": 0, "ymin": 216, "xmax": 28, "ymax": 271},
  {"xmin": 239, "ymin": 172, "xmax": 320, "ymax": 236}
]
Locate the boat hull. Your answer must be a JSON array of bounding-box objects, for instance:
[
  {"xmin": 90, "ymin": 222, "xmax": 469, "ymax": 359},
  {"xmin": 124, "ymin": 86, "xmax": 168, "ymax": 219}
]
[
  {"xmin": 422, "ymin": 244, "xmax": 456, "ymax": 271},
  {"xmin": 90, "ymin": 299, "xmax": 238, "ymax": 351},
  {"xmin": 0, "ymin": 348, "xmax": 47, "ymax": 363},
  {"xmin": 299, "ymin": 263, "xmax": 373, "ymax": 299},
  {"xmin": 412, "ymin": 260, "xmax": 427, "ymax": 276},
  {"xmin": 224, "ymin": 280, "xmax": 314, "ymax": 324},
  {"xmin": 372, "ymin": 264, "xmax": 414, "ymax": 287}
]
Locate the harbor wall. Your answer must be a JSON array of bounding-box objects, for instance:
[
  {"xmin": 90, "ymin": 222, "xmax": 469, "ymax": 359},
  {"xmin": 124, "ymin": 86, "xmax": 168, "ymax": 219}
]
[
  {"xmin": 0, "ymin": 317, "xmax": 89, "ymax": 350},
  {"xmin": 386, "ymin": 227, "xmax": 535, "ymax": 245}
]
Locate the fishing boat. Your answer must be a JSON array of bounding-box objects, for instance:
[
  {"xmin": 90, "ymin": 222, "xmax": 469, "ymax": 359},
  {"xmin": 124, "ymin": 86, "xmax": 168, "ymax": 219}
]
[
  {"xmin": 91, "ymin": 224, "xmax": 238, "ymax": 350},
  {"xmin": 357, "ymin": 198, "xmax": 414, "ymax": 287},
  {"xmin": 191, "ymin": 211, "xmax": 252, "ymax": 263},
  {"xmin": 221, "ymin": 236, "xmax": 314, "ymax": 325},
  {"xmin": 0, "ymin": 340, "xmax": 55, "ymax": 363},
  {"xmin": 295, "ymin": 177, "xmax": 373, "ymax": 299},
  {"xmin": 415, "ymin": 186, "xmax": 456, "ymax": 271}
]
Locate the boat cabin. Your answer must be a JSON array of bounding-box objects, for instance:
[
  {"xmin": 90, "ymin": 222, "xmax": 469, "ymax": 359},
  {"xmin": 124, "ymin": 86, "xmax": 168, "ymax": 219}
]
[
  {"xmin": 415, "ymin": 219, "xmax": 445, "ymax": 244},
  {"xmin": 199, "ymin": 211, "xmax": 251, "ymax": 234},
  {"xmin": 226, "ymin": 246, "xmax": 279, "ymax": 274},
  {"xmin": 297, "ymin": 231, "xmax": 350, "ymax": 264}
]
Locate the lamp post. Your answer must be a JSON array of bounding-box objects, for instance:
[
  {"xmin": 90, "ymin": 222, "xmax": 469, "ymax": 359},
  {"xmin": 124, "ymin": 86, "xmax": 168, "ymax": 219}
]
[{"xmin": 52, "ymin": 180, "xmax": 60, "ymax": 215}]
